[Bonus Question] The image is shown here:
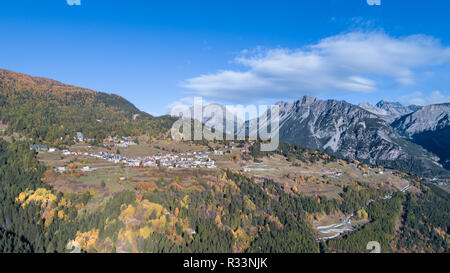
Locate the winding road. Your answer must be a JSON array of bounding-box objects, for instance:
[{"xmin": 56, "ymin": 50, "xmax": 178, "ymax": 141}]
[{"xmin": 316, "ymin": 183, "xmax": 412, "ymax": 241}]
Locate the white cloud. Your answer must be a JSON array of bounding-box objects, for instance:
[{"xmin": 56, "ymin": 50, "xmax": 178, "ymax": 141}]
[
  {"xmin": 67, "ymin": 0, "xmax": 81, "ymax": 6},
  {"xmin": 166, "ymin": 96, "xmax": 259, "ymax": 120},
  {"xmin": 400, "ymin": 90, "xmax": 450, "ymax": 106},
  {"xmin": 180, "ymin": 32, "xmax": 450, "ymax": 102},
  {"xmin": 166, "ymin": 96, "xmax": 198, "ymax": 110}
]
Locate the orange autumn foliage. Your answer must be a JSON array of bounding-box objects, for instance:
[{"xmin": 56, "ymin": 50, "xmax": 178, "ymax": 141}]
[
  {"xmin": 135, "ymin": 181, "xmax": 158, "ymax": 193},
  {"xmin": 167, "ymin": 182, "xmax": 183, "ymax": 191}
]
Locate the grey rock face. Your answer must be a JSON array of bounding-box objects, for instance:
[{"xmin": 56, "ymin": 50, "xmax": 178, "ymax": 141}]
[
  {"xmin": 257, "ymin": 96, "xmax": 444, "ymax": 176},
  {"xmin": 358, "ymin": 100, "xmax": 421, "ymax": 123},
  {"xmin": 392, "ymin": 103, "xmax": 450, "ymax": 169},
  {"xmin": 375, "ymin": 100, "xmax": 419, "ymax": 117},
  {"xmin": 392, "ymin": 104, "xmax": 450, "ymax": 136}
]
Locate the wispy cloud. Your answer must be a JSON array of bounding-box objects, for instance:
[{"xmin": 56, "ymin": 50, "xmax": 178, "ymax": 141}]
[
  {"xmin": 400, "ymin": 90, "xmax": 450, "ymax": 106},
  {"xmin": 165, "ymin": 96, "xmax": 259, "ymax": 120},
  {"xmin": 180, "ymin": 31, "xmax": 450, "ymax": 103},
  {"xmin": 66, "ymin": 0, "xmax": 81, "ymax": 6}
]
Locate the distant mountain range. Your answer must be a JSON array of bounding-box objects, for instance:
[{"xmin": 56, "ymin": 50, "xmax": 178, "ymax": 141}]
[
  {"xmin": 360, "ymin": 99, "xmax": 450, "ymax": 170},
  {"xmin": 392, "ymin": 103, "xmax": 450, "ymax": 169},
  {"xmin": 359, "ymin": 100, "xmax": 422, "ymax": 123},
  {"xmin": 232, "ymin": 96, "xmax": 448, "ymax": 177},
  {"xmin": 186, "ymin": 104, "xmax": 244, "ymax": 136},
  {"xmin": 264, "ymin": 96, "xmax": 446, "ymax": 176}
]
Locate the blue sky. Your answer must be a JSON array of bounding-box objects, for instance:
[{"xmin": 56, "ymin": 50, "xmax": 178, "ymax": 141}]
[{"xmin": 1, "ymin": 0, "xmax": 449, "ymax": 115}]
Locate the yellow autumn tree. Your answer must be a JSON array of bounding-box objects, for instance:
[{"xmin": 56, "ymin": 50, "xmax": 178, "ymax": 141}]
[{"xmin": 356, "ymin": 209, "xmax": 368, "ymax": 220}]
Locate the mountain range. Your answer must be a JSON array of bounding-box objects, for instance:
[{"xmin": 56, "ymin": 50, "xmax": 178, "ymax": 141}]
[
  {"xmin": 359, "ymin": 100, "xmax": 422, "ymax": 123},
  {"xmin": 258, "ymin": 96, "xmax": 446, "ymax": 176},
  {"xmin": 231, "ymin": 96, "xmax": 448, "ymax": 177},
  {"xmin": 392, "ymin": 103, "xmax": 450, "ymax": 169},
  {"xmin": 1, "ymin": 69, "xmax": 448, "ymax": 178}
]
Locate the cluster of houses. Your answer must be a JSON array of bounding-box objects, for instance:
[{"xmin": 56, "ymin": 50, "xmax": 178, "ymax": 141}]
[
  {"xmin": 321, "ymin": 168, "xmax": 343, "ymax": 178},
  {"xmin": 55, "ymin": 149, "xmax": 216, "ymax": 170},
  {"xmin": 155, "ymin": 152, "xmax": 216, "ymax": 169},
  {"xmin": 103, "ymin": 136, "xmax": 137, "ymax": 148},
  {"xmin": 55, "ymin": 165, "xmax": 96, "ymax": 173},
  {"xmin": 73, "ymin": 132, "xmax": 137, "ymax": 147},
  {"xmin": 99, "ymin": 150, "xmax": 217, "ymax": 169}
]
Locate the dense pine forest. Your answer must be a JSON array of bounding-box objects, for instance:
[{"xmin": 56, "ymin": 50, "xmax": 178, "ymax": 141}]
[{"xmin": 0, "ymin": 140, "xmax": 78, "ymax": 252}]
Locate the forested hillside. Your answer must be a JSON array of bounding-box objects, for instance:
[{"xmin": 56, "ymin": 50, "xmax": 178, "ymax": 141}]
[
  {"xmin": 0, "ymin": 69, "xmax": 176, "ymax": 143},
  {"xmin": 0, "ymin": 140, "xmax": 78, "ymax": 252},
  {"xmin": 1, "ymin": 139, "xmax": 448, "ymax": 253}
]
